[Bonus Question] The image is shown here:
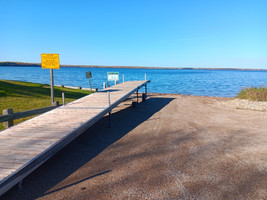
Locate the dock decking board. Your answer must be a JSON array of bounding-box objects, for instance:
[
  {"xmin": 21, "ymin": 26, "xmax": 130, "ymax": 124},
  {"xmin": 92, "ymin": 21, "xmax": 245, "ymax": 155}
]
[{"xmin": 0, "ymin": 80, "xmax": 149, "ymax": 196}]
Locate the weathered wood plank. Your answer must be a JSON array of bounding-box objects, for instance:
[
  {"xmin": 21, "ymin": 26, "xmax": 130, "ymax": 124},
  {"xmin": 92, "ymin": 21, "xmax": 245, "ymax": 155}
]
[
  {"xmin": 0, "ymin": 150, "xmax": 39, "ymax": 156},
  {"xmin": 0, "ymin": 169, "xmax": 18, "ymax": 176},
  {"xmin": 0, "ymin": 163, "xmax": 24, "ymax": 170},
  {"xmin": 0, "ymin": 138, "xmax": 60, "ymax": 152},
  {"xmin": 0, "ymin": 132, "xmax": 68, "ymax": 139},
  {"xmin": 0, "ymin": 154, "xmax": 34, "ymax": 164}
]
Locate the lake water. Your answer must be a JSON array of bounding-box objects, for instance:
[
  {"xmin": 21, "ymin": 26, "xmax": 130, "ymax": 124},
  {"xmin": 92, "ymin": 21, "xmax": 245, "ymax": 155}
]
[{"xmin": 0, "ymin": 66, "xmax": 266, "ymax": 97}]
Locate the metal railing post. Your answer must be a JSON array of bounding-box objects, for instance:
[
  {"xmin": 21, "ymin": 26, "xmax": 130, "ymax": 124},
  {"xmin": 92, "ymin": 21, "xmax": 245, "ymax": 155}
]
[
  {"xmin": 62, "ymin": 92, "xmax": 65, "ymax": 105},
  {"xmin": 107, "ymin": 91, "xmax": 112, "ymax": 127},
  {"xmin": 108, "ymin": 91, "xmax": 110, "ymax": 106}
]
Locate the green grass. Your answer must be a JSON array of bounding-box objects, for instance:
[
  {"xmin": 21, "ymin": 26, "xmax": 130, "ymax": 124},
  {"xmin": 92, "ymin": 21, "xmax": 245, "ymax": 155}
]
[
  {"xmin": 237, "ymin": 86, "xmax": 267, "ymax": 102},
  {"xmin": 0, "ymin": 80, "xmax": 94, "ymax": 130}
]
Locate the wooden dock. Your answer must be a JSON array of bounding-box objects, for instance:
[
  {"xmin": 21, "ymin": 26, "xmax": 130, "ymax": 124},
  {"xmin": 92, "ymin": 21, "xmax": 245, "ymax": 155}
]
[{"xmin": 0, "ymin": 80, "xmax": 149, "ymax": 196}]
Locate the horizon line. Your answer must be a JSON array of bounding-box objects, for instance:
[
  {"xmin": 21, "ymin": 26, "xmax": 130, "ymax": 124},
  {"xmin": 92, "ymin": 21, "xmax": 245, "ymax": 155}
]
[{"xmin": 0, "ymin": 61, "xmax": 267, "ymax": 71}]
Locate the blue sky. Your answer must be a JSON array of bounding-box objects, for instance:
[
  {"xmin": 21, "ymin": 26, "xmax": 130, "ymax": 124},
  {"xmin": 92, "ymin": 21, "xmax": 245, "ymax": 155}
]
[{"xmin": 1, "ymin": 0, "xmax": 266, "ymax": 68}]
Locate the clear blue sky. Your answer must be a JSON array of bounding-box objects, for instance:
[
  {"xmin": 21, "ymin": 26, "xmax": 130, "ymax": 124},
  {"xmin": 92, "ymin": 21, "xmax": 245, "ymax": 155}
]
[{"xmin": 1, "ymin": 0, "xmax": 266, "ymax": 69}]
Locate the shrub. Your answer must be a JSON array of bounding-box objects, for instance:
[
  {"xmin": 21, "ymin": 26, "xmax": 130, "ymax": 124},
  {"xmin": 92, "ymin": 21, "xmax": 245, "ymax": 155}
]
[{"xmin": 237, "ymin": 87, "xmax": 267, "ymax": 101}]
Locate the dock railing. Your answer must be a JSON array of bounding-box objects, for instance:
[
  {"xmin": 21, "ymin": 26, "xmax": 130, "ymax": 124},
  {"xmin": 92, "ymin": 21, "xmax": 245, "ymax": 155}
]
[{"xmin": 0, "ymin": 102, "xmax": 60, "ymax": 129}]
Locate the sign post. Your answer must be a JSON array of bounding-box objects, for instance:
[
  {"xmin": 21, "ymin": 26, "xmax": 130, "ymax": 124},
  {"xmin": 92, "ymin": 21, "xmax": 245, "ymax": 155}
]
[
  {"xmin": 50, "ymin": 69, "xmax": 55, "ymax": 104},
  {"xmin": 85, "ymin": 71, "xmax": 92, "ymax": 90},
  {"xmin": 41, "ymin": 54, "xmax": 60, "ymax": 106},
  {"xmin": 107, "ymin": 72, "xmax": 119, "ymax": 86}
]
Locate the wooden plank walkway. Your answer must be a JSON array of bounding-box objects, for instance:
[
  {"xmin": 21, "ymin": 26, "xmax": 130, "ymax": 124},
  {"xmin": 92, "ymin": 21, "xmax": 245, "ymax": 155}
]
[{"xmin": 0, "ymin": 80, "xmax": 149, "ymax": 196}]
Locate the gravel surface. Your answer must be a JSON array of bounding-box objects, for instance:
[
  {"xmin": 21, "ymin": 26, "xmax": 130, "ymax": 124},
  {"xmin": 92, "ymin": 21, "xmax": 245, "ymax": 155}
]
[
  {"xmin": 220, "ymin": 98, "xmax": 267, "ymax": 111},
  {"xmin": 2, "ymin": 94, "xmax": 267, "ymax": 200}
]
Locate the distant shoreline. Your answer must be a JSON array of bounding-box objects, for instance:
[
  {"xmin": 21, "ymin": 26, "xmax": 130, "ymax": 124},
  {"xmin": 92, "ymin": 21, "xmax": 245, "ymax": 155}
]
[{"xmin": 0, "ymin": 61, "xmax": 266, "ymax": 71}]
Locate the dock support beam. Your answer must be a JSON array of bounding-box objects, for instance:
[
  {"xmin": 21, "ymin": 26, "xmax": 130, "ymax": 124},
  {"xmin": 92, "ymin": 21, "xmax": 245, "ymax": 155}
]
[
  {"xmin": 142, "ymin": 84, "xmax": 147, "ymax": 101},
  {"xmin": 132, "ymin": 88, "xmax": 139, "ymax": 108},
  {"xmin": 108, "ymin": 112, "xmax": 112, "ymax": 127},
  {"xmin": 142, "ymin": 93, "xmax": 146, "ymax": 101},
  {"xmin": 18, "ymin": 180, "xmax": 23, "ymax": 191}
]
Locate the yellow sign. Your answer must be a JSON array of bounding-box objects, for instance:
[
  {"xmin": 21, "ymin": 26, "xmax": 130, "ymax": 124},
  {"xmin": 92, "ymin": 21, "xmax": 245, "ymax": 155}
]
[{"xmin": 41, "ymin": 54, "xmax": 60, "ymax": 69}]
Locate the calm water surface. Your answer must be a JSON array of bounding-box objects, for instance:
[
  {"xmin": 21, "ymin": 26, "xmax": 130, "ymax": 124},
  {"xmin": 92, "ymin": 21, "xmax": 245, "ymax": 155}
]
[{"xmin": 0, "ymin": 66, "xmax": 266, "ymax": 97}]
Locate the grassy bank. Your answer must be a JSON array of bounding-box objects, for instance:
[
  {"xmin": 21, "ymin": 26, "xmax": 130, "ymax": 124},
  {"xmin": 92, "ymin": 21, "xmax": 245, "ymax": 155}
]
[
  {"xmin": 0, "ymin": 80, "xmax": 93, "ymax": 130},
  {"xmin": 237, "ymin": 86, "xmax": 267, "ymax": 102}
]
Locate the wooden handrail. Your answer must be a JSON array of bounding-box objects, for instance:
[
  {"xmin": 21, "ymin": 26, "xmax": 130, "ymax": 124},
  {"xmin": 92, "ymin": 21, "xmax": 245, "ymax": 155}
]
[{"xmin": 1, "ymin": 105, "xmax": 60, "ymax": 128}]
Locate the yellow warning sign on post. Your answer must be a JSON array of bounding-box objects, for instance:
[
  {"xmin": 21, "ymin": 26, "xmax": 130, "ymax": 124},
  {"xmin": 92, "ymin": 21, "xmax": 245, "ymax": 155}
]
[{"xmin": 41, "ymin": 54, "xmax": 60, "ymax": 69}]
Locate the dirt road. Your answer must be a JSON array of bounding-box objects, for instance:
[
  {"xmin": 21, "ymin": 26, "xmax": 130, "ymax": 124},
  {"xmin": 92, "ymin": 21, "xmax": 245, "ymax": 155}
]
[{"xmin": 2, "ymin": 94, "xmax": 267, "ymax": 200}]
